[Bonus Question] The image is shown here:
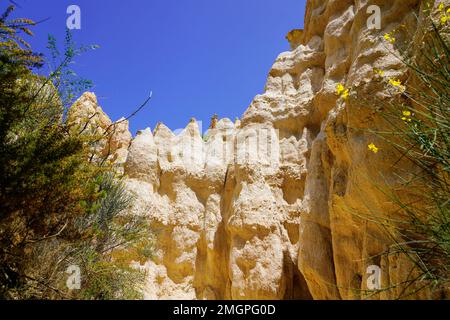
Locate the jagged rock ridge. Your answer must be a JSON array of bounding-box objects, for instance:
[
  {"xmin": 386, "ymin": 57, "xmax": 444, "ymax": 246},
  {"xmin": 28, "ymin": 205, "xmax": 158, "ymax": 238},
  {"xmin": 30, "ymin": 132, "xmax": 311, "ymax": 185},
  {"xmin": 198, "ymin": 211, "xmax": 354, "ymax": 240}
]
[{"xmin": 70, "ymin": 0, "xmax": 449, "ymax": 300}]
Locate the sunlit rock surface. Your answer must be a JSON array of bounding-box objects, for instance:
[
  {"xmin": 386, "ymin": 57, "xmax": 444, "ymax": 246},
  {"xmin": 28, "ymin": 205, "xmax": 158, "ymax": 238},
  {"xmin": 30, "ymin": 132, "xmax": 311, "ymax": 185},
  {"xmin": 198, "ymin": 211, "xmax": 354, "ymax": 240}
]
[{"xmin": 70, "ymin": 0, "xmax": 449, "ymax": 300}]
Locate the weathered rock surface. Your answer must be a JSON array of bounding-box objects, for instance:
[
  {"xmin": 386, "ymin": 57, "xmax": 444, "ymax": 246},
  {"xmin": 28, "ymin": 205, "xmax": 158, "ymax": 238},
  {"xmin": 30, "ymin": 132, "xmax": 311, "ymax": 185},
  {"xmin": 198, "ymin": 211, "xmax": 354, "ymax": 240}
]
[
  {"xmin": 70, "ymin": 0, "xmax": 449, "ymax": 300},
  {"xmin": 68, "ymin": 92, "xmax": 132, "ymax": 167}
]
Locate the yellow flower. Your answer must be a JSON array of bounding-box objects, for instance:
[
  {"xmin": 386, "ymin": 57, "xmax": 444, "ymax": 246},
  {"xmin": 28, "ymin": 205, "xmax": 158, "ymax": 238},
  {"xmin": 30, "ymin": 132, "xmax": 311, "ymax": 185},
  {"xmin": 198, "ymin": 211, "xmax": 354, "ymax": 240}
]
[
  {"xmin": 389, "ymin": 78, "xmax": 406, "ymax": 92},
  {"xmin": 441, "ymin": 15, "xmax": 448, "ymax": 25},
  {"xmin": 336, "ymin": 83, "xmax": 345, "ymax": 96},
  {"xmin": 384, "ymin": 33, "xmax": 396, "ymax": 43},
  {"xmin": 438, "ymin": 2, "xmax": 444, "ymax": 12},
  {"xmin": 336, "ymin": 83, "xmax": 350, "ymax": 100},
  {"xmin": 401, "ymin": 110, "xmax": 412, "ymax": 122},
  {"xmin": 342, "ymin": 89, "xmax": 349, "ymax": 100},
  {"xmin": 389, "ymin": 78, "xmax": 401, "ymax": 87},
  {"xmin": 374, "ymin": 68, "xmax": 385, "ymax": 76},
  {"xmin": 368, "ymin": 143, "xmax": 379, "ymax": 154}
]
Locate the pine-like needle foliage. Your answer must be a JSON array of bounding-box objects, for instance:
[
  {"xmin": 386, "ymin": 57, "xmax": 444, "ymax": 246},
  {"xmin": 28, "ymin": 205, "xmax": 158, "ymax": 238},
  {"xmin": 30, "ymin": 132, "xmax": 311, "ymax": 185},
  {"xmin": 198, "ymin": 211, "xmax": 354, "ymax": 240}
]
[
  {"xmin": 0, "ymin": 5, "xmax": 150, "ymax": 300},
  {"xmin": 358, "ymin": 4, "xmax": 449, "ymax": 298}
]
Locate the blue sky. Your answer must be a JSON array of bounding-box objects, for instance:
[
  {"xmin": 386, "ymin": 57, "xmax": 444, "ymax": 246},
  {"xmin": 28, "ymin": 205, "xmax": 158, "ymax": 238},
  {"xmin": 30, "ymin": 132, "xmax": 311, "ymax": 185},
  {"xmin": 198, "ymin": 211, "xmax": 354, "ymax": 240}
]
[{"xmin": 6, "ymin": 0, "xmax": 306, "ymax": 134}]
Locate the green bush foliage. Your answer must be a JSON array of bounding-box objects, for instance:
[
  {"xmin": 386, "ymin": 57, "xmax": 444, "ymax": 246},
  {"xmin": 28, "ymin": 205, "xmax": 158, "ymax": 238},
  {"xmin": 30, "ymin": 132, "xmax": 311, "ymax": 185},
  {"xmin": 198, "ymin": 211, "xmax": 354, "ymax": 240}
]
[{"xmin": 0, "ymin": 5, "xmax": 150, "ymax": 300}]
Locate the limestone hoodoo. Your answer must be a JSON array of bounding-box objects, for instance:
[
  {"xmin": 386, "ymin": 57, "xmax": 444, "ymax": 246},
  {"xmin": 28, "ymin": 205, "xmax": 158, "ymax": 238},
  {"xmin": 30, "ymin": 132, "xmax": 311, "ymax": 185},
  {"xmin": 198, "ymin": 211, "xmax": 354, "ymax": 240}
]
[{"xmin": 70, "ymin": 0, "xmax": 450, "ymax": 300}]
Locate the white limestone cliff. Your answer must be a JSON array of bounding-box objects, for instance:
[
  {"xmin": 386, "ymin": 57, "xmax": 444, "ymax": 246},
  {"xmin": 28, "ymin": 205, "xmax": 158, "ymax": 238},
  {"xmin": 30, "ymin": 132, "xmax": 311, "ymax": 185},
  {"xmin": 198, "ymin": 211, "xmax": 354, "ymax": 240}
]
[{"xmin": 70, "ymin": 0, "xmax": 450, "ymax": 300}]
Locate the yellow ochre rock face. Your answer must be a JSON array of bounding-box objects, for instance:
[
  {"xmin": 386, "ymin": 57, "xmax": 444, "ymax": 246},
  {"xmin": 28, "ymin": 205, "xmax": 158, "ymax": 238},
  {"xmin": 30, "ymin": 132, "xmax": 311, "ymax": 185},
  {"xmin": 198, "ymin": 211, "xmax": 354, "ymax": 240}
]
[
  {"xmin": 286, "ymin": 29, "xmax": 303, "ymax": 50},
  {"xmin": 70, "ymin": 0, "xmax": 449, "ymax": 300}
]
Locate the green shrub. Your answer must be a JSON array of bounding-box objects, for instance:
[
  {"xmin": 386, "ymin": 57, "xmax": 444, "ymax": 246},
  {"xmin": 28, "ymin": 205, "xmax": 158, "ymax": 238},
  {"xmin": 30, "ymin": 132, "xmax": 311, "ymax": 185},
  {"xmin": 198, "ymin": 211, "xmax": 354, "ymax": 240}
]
[
  {"xmin": 0, "ymin": 5, "xmax": 150, "ymax": 300},
  {"xmin": 352, "ymin": 4, "xmax": 449, "ymax": 298}
]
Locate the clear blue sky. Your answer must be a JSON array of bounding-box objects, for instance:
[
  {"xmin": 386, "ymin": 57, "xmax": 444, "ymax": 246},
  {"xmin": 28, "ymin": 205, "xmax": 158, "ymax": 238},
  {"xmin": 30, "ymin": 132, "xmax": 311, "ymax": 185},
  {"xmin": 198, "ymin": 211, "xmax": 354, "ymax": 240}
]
[{"xmin": 6, "ymin": 0, "xmax": 306, "ymax": 134}]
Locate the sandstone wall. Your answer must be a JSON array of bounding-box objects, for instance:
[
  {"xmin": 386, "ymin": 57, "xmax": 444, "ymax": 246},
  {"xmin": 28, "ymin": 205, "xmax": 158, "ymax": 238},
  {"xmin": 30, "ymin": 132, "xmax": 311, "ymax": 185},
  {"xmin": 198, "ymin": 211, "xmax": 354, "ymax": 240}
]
[{"xmin": 70, "ymin": 0, "xmax": 449, "ymax": 300}]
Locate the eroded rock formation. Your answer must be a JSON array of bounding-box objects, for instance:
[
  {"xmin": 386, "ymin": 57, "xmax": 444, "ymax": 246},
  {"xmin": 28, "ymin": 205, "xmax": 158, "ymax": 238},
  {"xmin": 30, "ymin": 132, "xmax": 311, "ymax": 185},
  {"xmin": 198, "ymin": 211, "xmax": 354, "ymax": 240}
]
[{"xmin": 70, "ymin": 0, "xmax": 449, "ymax": 300}]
